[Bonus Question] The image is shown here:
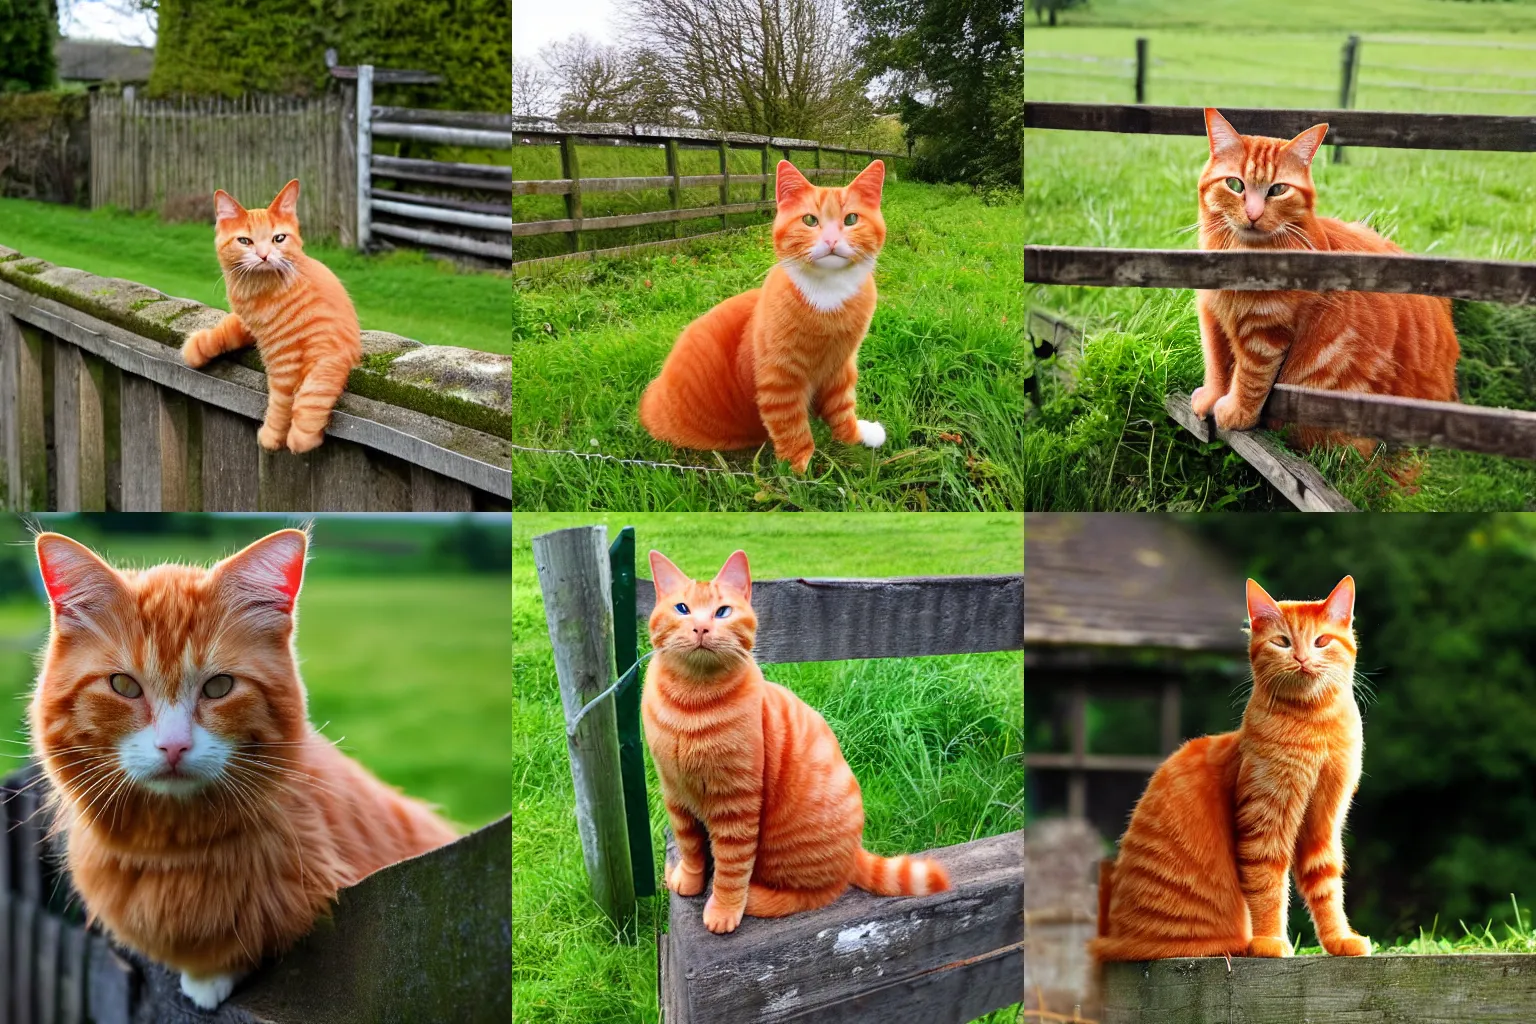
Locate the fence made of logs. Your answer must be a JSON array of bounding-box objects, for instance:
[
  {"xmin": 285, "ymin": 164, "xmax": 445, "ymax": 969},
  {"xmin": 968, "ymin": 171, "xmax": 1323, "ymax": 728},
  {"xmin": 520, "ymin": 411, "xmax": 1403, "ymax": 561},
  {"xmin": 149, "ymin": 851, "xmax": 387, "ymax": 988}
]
[
  {"xmin": 0, "ymin": 762, "xmax": 510, "ymax": 1024},
  {"xmin": 532, "ymin": 524, "xmax": 1023, "ymax": 1023},
  {"xmin": 511, "ymin": 119, "xmax": 904, "ymax": 267},
  {"xmin": 1024, "ymin": 101, "xmax": 1536, "ymax": 511}
]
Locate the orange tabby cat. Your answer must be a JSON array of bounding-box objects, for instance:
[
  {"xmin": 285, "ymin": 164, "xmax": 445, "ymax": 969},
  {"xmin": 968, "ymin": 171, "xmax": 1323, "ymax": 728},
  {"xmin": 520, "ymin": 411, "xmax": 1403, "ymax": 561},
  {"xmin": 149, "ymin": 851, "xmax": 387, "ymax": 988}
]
[
  {"xmin": 642, "ymin": 550, "xmax": 950, "ymax": 934},
  {"xmin": 1193, "ymin": 109, "xmax": 1458, "ymax": 455},
  {"xmin": 182, "ymin": 179, "xmax": 363, "ymax": 454},
  {"xmin": 1093, "ymin": 576, "xmax": 1370, "ymax": 962},
  {"xmin": 32, "ymin": 528, "xmax": 456, "ymax": 1009},
  {"xmin": 639, "ymin": 161, "xmax": 888, "ymax": 474}
]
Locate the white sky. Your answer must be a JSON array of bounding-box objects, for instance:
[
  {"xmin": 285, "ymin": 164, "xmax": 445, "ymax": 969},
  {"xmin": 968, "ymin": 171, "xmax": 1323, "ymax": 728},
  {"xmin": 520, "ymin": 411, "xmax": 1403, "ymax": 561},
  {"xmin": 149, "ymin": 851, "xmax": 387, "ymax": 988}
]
[
  {"xmin": 59, "ymin": 1, "xmax": 156, "ymax": 45},
  {"xmin": 514, "ymin": 0, "xmax": 618, "ymax": 63}
]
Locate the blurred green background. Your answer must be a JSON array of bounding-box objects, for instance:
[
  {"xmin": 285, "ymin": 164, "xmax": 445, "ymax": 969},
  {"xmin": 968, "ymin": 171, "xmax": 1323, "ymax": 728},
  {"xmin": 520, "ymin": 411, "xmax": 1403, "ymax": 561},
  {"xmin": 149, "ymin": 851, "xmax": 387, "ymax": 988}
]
[{"xmin": 0, "ymin": 513, "xmax": 510, "ymax": 830}]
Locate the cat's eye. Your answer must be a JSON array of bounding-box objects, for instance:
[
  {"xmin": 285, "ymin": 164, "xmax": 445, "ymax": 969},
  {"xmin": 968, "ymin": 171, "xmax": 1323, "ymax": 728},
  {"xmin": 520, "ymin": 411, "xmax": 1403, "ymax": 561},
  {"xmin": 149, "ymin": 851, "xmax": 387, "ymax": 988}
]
[
  {"xmin": 272, "ymin": 233, "xmax": 287, "ymax": 243},
  {"xmin": 844, "ymin": 213, "xmax": 858, "ymax": 226},
  {"xmin": 202, "ymin": 674, "xmax": 234, "ymax": 699},
  {"xmin": 1271, "ymin": 635, "xmax": 1291, "ymax": 648},
  {"xmin": 715, "ymin": 606, "xmax": 732, "ymax": 619},
  {"xmin": 1226, "ymin": 177, "xmax": 1244, "ymax": 194},
  {"xmin": 236, "ymin": 237, "xmax": 253, "ymax": 245},
  {"xmin": 1314, "ymin": 635, "xmax": 1330, "ymax": 648},
  {"xmin": 674, "ymin": 602, "xmax": 690, "ymax": 614},
  {"xmin": 802, "ymin": 214, "xmax": 818, "ymax": 227},
  {"xmin": 109, "ymin": 673, "xmax": 141, "ymax": 698},
  {"xmin": 1267, "ymin": 183, "xmax": 1289, "ymax": 197}
]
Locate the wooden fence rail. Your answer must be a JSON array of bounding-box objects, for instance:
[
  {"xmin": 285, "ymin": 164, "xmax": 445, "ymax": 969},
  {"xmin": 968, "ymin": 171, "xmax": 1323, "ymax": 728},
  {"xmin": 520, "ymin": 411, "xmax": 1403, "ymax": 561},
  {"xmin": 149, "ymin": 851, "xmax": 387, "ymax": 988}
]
[
  {"xmin": 0, "ymin": 249, "xmax": 511, "ymax": 512},
  {"xmin": 0, "ymin": 762, "xmax": 509, "ymax": 1024}
]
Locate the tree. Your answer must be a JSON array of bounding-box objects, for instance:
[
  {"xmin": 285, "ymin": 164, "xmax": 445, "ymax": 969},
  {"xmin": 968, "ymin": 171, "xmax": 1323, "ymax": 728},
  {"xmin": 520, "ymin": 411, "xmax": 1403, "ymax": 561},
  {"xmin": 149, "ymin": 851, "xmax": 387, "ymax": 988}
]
[
  {"xmin": 0, "ymin": 0, "xmax": 56, "ymax": 93},
  {"xmin": 513, "ymin": 58, "xmax": 557, "ymax": 118},
  {"xmin": 536, "ymin": 35, "xmax": 685, "ymax": 124},
  {"xmin": 1030, "ymin": 0, "xmax": 1088, "ymax": 26},
  {"xmin": 848, "ymin": 0, "xmax": 1022, "ymax": 186}
]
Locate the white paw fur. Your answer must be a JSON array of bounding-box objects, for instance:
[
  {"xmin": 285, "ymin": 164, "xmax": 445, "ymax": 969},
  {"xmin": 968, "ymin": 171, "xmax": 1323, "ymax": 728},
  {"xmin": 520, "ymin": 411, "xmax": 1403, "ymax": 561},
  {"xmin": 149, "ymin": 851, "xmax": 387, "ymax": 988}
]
[
  {"xmin": 181, "ymin": 970, "xmax": 240, "ymax": 1010},
  {"xmin": 857, "ymin": 420, "xmax": 886, "ymax": 448}
]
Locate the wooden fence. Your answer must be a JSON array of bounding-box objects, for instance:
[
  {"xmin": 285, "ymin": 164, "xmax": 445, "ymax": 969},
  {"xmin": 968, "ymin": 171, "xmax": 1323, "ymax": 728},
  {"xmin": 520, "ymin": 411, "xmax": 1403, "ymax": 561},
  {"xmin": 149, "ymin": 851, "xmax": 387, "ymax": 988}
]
[
  {"xmin": 0, "ymin": 250, "xmax": 512, "ymax": 512},
  {"xmin": 89, "ymin": 92, "xmax": 350, "ymax": 242},
  {"xmin": 0, "ymin": 762, "xmax": 509, "ymax": 1023},
  {"xmin": 1024, "ymin": 101, "xmax": 1536, "ymax": 510},
  {"xmin": 532, "ymin": 524, "xmax": 1023, "ymax": 1023},
  {"xmin": 1102, "ymin": 954, "xmax": 1536, "ymax": 1022},
  {"xmin": 511, "ymin": 119, "xmax": 904, "ymax": 267}
]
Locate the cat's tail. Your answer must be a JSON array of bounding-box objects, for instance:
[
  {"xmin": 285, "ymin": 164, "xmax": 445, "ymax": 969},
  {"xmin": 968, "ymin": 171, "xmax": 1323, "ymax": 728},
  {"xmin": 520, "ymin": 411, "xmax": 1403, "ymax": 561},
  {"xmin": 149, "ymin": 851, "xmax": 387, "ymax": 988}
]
[{"xmin": 851, "ymin": 848, "xmax": 951, "ymax": 897}]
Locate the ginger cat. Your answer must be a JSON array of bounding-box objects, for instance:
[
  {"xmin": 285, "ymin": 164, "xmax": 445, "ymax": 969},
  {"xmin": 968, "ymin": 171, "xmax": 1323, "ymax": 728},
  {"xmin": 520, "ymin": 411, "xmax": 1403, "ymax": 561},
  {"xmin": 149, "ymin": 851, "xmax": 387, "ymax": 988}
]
[
  {"xmin": 183, "ymin": 180, "xmax": 363, "ymax": 454},
  {"xmin": 1093, "ymin": 576, "xmax": 1370, "ymax": 962},
  {"xmin": 31, "ymin": 528, "xmax": 456, "ymax": 1009},
  {"xmin": 1192, "ymin": 109, "xmax": 1459, "ymax": 456},
  {"xmin": 643, "ymin": 550, "xmax": 950, "ymax": 934},
  {"xmin": 639, "ymin": 161, "xmax": 888, "ymax": 474}
]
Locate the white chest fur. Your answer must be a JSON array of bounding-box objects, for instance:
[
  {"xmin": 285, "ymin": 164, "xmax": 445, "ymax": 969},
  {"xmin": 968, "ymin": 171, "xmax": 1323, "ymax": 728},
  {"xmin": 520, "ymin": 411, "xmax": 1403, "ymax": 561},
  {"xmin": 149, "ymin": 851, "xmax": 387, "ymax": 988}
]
[{"xmin": 784, "ymin": 259, "xmax": 875, "ymax": 312}]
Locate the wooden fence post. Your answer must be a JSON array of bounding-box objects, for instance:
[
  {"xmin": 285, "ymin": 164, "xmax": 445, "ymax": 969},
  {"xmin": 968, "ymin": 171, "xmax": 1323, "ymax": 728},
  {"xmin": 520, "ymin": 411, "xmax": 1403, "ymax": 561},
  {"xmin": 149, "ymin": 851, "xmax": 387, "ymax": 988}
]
[
  {"xmin": 533, "ymin": 526, "xmax": 638, "ymax": 937},
  {"xmin": 665, "ymin": 138, "xmax": 682, "ymax": 240},
  {"xmin": 355, "ymin": 64, "xmax": 373, "ymax": 250},
  {"xmin": 561, "ymin": 135, "xmax": 582, "ymax": 253},
  {"xmin": 718, "ymin": 139, "xmax": 731, "ymax": 230},
  {"xmin": 1135, "ymin": 37, "xmax": 1148, "ymax": 104},
  {"xmin": 1334, "ymin": 34, "xmax": 1360, "ymax": 164},
  {"xmin": 608, "ymin": 527, "xmax": 656, "ymax": 898},
  {"xmin": 760, "ymin": 141, "xmax": 770, "ymax": 204}
]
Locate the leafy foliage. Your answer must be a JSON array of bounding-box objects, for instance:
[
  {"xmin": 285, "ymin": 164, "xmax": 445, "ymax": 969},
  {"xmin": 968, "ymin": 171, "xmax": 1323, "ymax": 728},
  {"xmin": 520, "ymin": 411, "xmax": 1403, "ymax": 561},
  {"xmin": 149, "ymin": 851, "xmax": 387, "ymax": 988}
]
[
  {"xmin": 0, "ymin": 92, "xmax": 89, "ymax": 204},
  {"xmin": 0, "ymin": 0, "xmax": 56, "ymax": 93}
]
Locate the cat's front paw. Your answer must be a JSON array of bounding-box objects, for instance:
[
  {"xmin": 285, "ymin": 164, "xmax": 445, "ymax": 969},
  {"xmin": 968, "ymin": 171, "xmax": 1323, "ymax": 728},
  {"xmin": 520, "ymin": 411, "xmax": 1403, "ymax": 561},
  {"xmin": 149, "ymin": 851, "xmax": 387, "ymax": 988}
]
[
  {"xmin": 286, "ymin": 427, "xmax": 325, "ymax": 454},
  {"xmin": 856, "ymin": 419, "xmax": 885, "ymax": 448},
  {"xmin": 667, "ymin": 860, "xmax": 705, "ymax": 897},
  {"xmin": 1212, "ymin": 394, "xmax": 1259, "ymax": 432},
  {"xmin": 1323, "ymin": 933, "xmax": 1372, "ymax": 957},
  {"xmin": 1246, "ymin": 935, "xmax": 1293, "ymax": 958},
  {"xmin": 702, "ymin": 893, "xmax": 745, "ymax": 934},
  {"xmin": 257, "ymin": 424, "xmax": 287, "ymax": 451},
  {"xmin": 180, "ymin": 970, "xmax": 240, "ymax": 1010},
  {"xmin": 181, "ymin": 333, "xmax": 212, "ymax": 369},
  {"xmin": 779, "ymin": 446, "xmax": 813, "ymax": 475},
  {"xmin": 1190, "ymin": 386, "xmax": 1220, "ymax": 418}
]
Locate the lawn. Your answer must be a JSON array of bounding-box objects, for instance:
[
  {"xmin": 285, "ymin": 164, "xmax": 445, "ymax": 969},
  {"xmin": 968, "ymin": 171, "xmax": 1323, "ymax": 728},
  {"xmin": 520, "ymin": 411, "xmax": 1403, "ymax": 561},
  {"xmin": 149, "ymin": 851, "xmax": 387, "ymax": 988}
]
[
  {"xmin": 512, "ymin": 513, "xmax": 1023, "ymax": 1024},
  {"xmin": 1024, "ymin": 1, "xmax": 1536, "ymax": 510},
  {"xmin": 0, "ymin": 514, "xmax": 511, "ymax": 830},
  {"xmin": 512, "ymin": 179, "xmax": 1026, "ymax": 510},
  {"xmin": 0, "ymin": 197, "xmax": 512, "ymax": 355}
]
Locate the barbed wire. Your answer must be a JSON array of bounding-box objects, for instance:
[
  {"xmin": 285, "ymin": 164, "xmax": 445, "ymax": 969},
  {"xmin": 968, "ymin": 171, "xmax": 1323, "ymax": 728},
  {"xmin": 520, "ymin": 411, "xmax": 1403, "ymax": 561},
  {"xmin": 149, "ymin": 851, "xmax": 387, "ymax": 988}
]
[{"xmin": 511, "ymin": 443, "xmax": 760, "ymax": 478}]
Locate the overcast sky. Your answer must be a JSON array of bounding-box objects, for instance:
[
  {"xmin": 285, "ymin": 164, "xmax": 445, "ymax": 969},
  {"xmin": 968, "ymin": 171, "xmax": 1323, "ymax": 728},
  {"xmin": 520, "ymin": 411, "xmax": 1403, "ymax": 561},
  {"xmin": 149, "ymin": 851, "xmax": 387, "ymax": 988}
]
[
  {"xmin": 514, "ymin": 0, "xmax": 618, "ymax": 63},
  {"xmin": 60, "ymin": 0, "xmax": 156, "ymax": 45}
]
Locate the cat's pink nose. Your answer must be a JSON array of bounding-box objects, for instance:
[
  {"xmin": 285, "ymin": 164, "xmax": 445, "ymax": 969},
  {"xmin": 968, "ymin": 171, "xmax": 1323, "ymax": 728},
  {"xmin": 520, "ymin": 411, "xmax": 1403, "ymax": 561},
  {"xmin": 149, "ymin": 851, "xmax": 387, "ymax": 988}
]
[
  {"xmin": 158, "ymin": 739, "xmax": 191, "ymax": 768},
  {"xmin": 693, "ymin": 626, "xmax": 709, "ymax": 635}
]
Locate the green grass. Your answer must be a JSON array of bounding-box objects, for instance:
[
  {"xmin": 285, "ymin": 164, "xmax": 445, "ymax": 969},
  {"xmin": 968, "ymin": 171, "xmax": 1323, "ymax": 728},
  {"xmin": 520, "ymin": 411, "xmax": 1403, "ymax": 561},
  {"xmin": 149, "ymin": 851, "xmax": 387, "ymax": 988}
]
[
  {"xmin": 512, "ymin": 180, "xmax": 1026, "ymax": 510},
  {"xmin": 0, "ymin": 516, "xmax": 510, "ymax": 829},
  {"xmin": 0, "ymin": 197, "xmax": 512, "ymax": 355},
  {"xmin": 1024, "ymin": 9, "xmax": 1536, "ymax": 510},
  {"xmin": 1293, "ymin": 897, "xmax": 1536, "ymax": 956},
  {"xmin": 512, "ymin": 513, "xmax": 1022, "ymax": 1024}
]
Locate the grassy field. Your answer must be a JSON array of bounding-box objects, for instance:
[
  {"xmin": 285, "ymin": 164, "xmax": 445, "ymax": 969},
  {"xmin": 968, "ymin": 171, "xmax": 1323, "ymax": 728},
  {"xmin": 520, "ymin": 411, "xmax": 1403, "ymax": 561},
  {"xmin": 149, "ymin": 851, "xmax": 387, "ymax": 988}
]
[
  {"xmin": 512, "ymin": 179, "xmax": 1025, "ymax": 510},
  {"xmin": 0, "ymin": 514, "xmax": 511, "ymax": 829},
  {"xmin": 1025, "ymin": 1, "xmax": 1536, "ymax": 510},
  {"xmin": 0, "ymin": 198, "xmax": 512, "ymax": 355},
  {"xmin": 512, "ymin": 513, "xmax": 1022, "ymax": 1024}
]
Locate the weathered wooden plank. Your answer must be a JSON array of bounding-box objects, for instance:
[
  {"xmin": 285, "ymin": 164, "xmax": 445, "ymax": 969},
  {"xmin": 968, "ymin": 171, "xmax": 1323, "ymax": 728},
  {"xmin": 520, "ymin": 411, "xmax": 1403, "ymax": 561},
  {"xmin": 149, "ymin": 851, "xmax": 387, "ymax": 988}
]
[
  {"xmin": 11, "ymin": 322, "xmax": 47, "ymax": 511},
  {"xmin": 369, "ymin": 106, "xmax": 515, "ymax": 131},
  {"xmin": 199, "ymin": 404, "xmax": 258, "ymax": 511},
  {"xmin": 14, "ymin": 899, "xmax": 35, "ymax": 1024},
  {"xmin": 666, "ymin": 830, "xmax": 1022, "ymax": 1023},
  {"xmin": 258, "ymin": 450, "xmax": 312, "ymax": 511},
  {"xmin": 511, "ymin": 224, "xmax": 770, "ymax": 273},
  {"xmin": 1266, "ymin": 382, "xmax": 1536, "ymax": 461},
  {"xmin": 119, "ymin": 376, "xmax": 188, "ymax": 511},
  {"xmin": 633, "ymin": 574, "xmax": 1023, "ymax": 664},
  {"xmin": 1166, "ymin": 390, "xmax": 1358, "ymax": 512},
  {"xmin": 512, "ymin": 200, "xmax": 778, "ymax": 238},
  {"xmin": 791, "ymin": 943, "xmax": 1022, "ymax": 1024},
  {"xmin": 1102, "ymin": 954, "xmax": 1536, "ymax": 1023},
  {"xmin": 58, "ymin": 923, "xmax": 84, "ymax": 1024},
  {"xmin": 511, "ymin": 117, "xmax": 900, "ymax": 153},
  {"xmin": 37, "ymin": 912, "xmax": 58, "ymax": 1024},
  {"xmin": 369, "ymin": 189, "xmax": 510, "ymax": 216},
  {"xmin": 370, "ymin": 199, "xmax": 512, "ymax": 232},
  {"xmin": 371, "ymin": 121, "xmax": 513, "ymax": 150},
  {"xmin": 85, "ymin": 935, "xmax": 131, "ymax": 1024},
  {"xmin": 1024, "ymin": 245, "xmax": 1536, "ymax": 306},
  {"xmin": 0, "ymin": 310, "xmax": 20, "ymax": 509},
  {"xmin": 370, "ymin": 155, "xmax": 513, "ymax": 183},
  {"xmin": 53, "ymin": 344, "xmax": 106, "ymax": 511},
  {"xmin": 370, "ymin": 222, "xmax": 513, "ymax": 261},
  {"xmin": 533, "ymin": 527, "xmax": 637, "ymax": 935},
  {"xmin": 508, "ymin": 170, "xmax": 843, "ymax": 196},
  {"xmin": 1025, "ymin": 101, "xmax": 1536, "ymax": 152},
  {"xmin": 409, "ymin": 464, "xmax": 473, "ymax": 511},
  {"xmin": 311, "ymin": 442, "xmax": 411, "ymax": 511}
]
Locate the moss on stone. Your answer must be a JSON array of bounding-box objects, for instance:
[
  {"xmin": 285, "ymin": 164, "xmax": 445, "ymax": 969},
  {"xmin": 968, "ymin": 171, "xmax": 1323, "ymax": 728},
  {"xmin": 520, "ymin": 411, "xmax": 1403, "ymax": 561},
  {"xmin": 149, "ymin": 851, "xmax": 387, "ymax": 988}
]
[
  {"xmin": 346, "ymin": 368, "xmax": 512, "ymax": 439},
  {"xmin": 12, "ymin": 262, "xmax": 44, "ymax": 275},
  {"xmin": 127, "ymin": 296, "xmax": 160, "ymax": 312}
]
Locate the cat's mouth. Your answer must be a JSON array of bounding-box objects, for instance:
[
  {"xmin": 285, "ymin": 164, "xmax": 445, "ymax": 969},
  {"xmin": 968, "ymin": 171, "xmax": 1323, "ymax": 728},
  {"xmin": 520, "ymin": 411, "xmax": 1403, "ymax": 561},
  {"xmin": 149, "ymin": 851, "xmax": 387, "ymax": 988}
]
[{"xmin": 811, "ymin": 254, "xmax": 852, "ymax": 270}]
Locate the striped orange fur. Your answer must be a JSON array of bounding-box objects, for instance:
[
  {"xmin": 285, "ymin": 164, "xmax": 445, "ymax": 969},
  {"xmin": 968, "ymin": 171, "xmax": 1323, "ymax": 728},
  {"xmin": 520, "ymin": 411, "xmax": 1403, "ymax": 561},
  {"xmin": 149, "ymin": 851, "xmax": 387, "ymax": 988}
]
[
  {"xmin": 638, "ymin": 161, "xmax": 888, "ymax": 474},
  {"xmin": 641, "ymin": 549, "xmax": 950, "ymax": 935},
  {"xmin": 1093, "ymin": 576, "xmax": 1371, "ymax": 963},
  {"xmin": 31, "ymin": 529, "xmax": 456, "ymax": 1008},
  {"xmin": 1192, "ymin": 109, "xmax": 1459, "ymax": 460},
  {"xmin": 183, "ymin": 180, "xmax": 362, "ymax": 454}
]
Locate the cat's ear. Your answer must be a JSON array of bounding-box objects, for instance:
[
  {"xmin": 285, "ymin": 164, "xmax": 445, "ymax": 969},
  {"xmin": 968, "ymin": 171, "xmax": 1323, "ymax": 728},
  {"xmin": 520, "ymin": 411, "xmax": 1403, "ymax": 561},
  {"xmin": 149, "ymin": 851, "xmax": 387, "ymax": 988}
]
[
  {"xmin": 847, "ymin": 160, "xmax": 885, "ymax": 207},
  {"xmin": 35, "ymin": 534, "xmax": 125, "ymax": 623},
  {"xmin": 712, "ymin": 550, "xmax": 751, "ymax": 601},
  {"xmin": 213, "ymin": 190, "xmax": 244, "ymax": 223},
  {"xmin": 1204, "ymin": 108, "xmax": 1243, "ymax": 159},
  {"xmin": 776, "ymin": 161, "xmax": 812, "ymax": 207},
  {"xmin": 1285, "ymin": 123, "xmax": 1329, "ymax": 169},
  {"xmin": 1246, "ymin": 578, "xmax": 1283, "ymax": 627},
  {"xmin": 649, "ymin": 550, "xmax": 690, "ymax": 598},
  {"xmin": 1322, "ymin": 575, "xmax": 1355, "ymax": 626},
  {"xmin": 269, "ymin": 179, "xmax": 301, "ymax": 219},
  {"xmin": 216, "ymin": 528, "xmax": 309, "ymax": 616}
]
